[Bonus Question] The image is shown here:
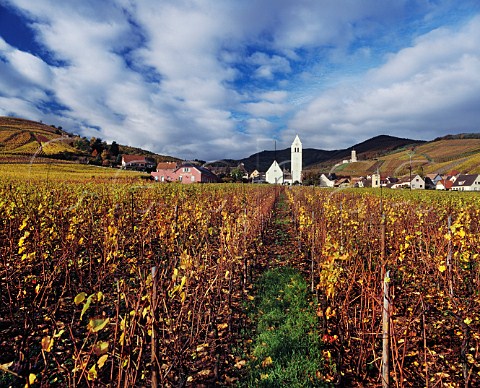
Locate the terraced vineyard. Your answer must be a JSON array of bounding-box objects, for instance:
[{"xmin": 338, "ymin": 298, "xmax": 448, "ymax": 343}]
[{"xmin": 0, "ymin": 117, "xmax": 77, "ymax": 161}]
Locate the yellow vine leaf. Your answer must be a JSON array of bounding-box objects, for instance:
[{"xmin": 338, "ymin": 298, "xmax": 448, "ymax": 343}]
[
  {"xmin": 80, "ymin": 294, "xmax": 93, "ymax": 320},
  {"xmin": 88, "ymin": 318, "xmax": 110, "ymax": 333},
  {"xmin": 41, "ymin": 336, "xmax": 54, "ymax": 352},
  {"xmin": 74, "ymin": 292, "xmax": 87, "ymax": 305},
  {"xmin": 438, "ymin": 265, "xmax": 447, "ymax": 273},
  {"xmin": 97, "ymin": 354, "xmax": 108, "ymax": 369},
  {"xmin": 25, "ymin": 373, "xmax": 36, "ymax": 387},
  {"xmin": 87, "ymin": 364, "xmax": 97, "ymax": 380}
]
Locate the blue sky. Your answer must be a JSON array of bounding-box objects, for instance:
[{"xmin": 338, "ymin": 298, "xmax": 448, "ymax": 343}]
[{"xmin": 1, "ymin": 0, "xmax": 479, "ymax": 161}]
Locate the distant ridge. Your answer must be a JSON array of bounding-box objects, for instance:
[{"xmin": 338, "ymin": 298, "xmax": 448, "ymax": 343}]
[
  {"xmin": 233, "ymin": 135, "xmax": 423, "ymax": 172},
  {"xmin": 2, "ymin": 116, "xmax": 479, "ymax": 175}
]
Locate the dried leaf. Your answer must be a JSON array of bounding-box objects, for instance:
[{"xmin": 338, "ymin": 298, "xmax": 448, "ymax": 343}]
[
  {"xmin": 41, "ymin": 336, "xmax": 54, "ymax": 352},
  {"xmin": 234, "ymin": 359, "xmax": 246, "ymax": 369},
  {"xmin": 93, "ymin": 341, "xmax": 109, "ymax": 356},
  {"xmin": 261, "ymin": 356, "xmax": 273, "ymax": 367}
]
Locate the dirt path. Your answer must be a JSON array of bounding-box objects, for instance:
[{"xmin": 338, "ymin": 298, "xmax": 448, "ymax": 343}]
[
  {"xmin": 235, "ymin": 189, "xmax": 333, "ymax": 387},
  {"xmin": 254, "ymin": 189, "xmax": 308, "ymax": 273}
]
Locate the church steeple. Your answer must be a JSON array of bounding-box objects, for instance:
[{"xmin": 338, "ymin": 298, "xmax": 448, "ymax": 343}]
[{"xmin": 291, "ymin": 134, "xmax": 302, "ymax": 184}]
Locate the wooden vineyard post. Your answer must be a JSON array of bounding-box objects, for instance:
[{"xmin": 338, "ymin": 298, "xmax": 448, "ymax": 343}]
[
  {"xmin": 311, "ymin": 210, "xmax": 315, "ymax": 293},
  {"xmin": 447, "ymin": 215, "xmax": 454, "ymax": 297},
  {"xmin": 151, "ymin": 266, "xmax": 158, "ymax": 388},
  {"xmin": 380, "ymin": 213, "xmax": 386, "ymax": 262},
  {"xmin": 382, "ymin": 270, "xmax": 391, "ymax": 388}
]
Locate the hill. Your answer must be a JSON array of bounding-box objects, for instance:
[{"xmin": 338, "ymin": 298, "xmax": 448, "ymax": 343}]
[
  {"xmin": 0, "ymin": 116, "xmax": 78, "ymax": 161},
  {"xmin": 0, "ymin": 116, "xmax": 178, "ymax": 165},
  {"xmin": 329, "ymin": 136, "xmax": 480, "ymax": 177},
  {"xmin": 219, "ymin": 133, "xmax": 480, "ymax": 177},
  {"xmin": 230, "ymin": 135, "xmax": 423, "ymax": 173}
]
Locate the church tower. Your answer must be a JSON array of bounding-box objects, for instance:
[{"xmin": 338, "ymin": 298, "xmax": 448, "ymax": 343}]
[
  {"xmin": 291, "ymin": 135, "xmax": 302, "ymax": 183},
  {"xmin": 350, "ymin": 149, "xmax": 357, "ymax": 163}
]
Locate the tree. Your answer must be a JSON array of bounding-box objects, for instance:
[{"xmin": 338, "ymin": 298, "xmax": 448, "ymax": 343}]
[
  {"xmin": 101, "ymin": 149, "xmax": 110, "ymax": 161},
  {"xmin": 109, "ymin": 141, "xmax": 119, "ymax": 157},
  {"xmin": 90, "ymin": 137, "xmax": 104, "ymax": 154}
]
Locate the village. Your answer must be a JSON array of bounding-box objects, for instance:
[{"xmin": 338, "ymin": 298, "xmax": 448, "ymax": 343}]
[{"xmin": 120, "ymin": 135, "xmax": 480, "ymax": 191}]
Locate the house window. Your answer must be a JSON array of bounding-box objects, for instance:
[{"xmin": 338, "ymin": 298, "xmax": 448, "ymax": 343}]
[
  {"xmin": 161, "ymin": 176, "xmax": 164, "ymax": 182},
  {"xmin": 191, "ymin": 175, "xmax": 195, "ymax": 182},
  {"xmin": 183, "ymin": 167, "xmax": 190, "ymax": 172},
  {"xmin": 179, "ymin": 176, "xmax": 182, "ymax": 182}
]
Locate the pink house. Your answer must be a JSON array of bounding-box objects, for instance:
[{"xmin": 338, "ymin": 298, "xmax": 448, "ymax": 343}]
[{"xmin": 151, "ymin": 163, "xmax": 218, "ymax": 184}]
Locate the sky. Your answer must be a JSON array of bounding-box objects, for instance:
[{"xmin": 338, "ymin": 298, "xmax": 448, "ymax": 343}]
[{"xmin": 0, "ymin": 0, "xmax": 479, "ymax": 161}]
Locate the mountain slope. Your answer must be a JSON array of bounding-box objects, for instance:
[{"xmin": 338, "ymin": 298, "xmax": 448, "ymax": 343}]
[
  {"xmin": 237, "ymin": 135, "xmax": 423, "ymax": 172},
  {"xmin": 0, "ymin": 116, "xmax": 178, "ymax": 164}
]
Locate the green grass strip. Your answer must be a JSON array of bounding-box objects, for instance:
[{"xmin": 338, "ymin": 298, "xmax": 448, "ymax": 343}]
[{"xmin": 244, "ymin": 267, "xmax": 332, "ymax": 387}]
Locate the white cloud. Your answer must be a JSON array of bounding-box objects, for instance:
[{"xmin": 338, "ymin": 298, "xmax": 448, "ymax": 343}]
[
  {"xmin": 244, "ymin": 101, "xmax": 289, "ymax": 118},
  {"xmin": 290, "ymin": 15, "xmax": 480, "ymax": 149},
  {"xmin": 248, "ymin": 52, "xmax": 291, "ymax": 79},
  {"xmin": 1, "ymin": 1, "xmax": 480, "ymax": 160}
]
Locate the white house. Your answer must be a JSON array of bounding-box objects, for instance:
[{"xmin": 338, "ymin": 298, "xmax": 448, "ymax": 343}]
[
  {"xmin": 410, "ymin": 175, "xmax": 425, "ymax": 190},
  {"xmin": 319, "ymin": 174, "xmax": 335, "ymax": 188},
  {"xmin": 451, "ymin": 174, "xmax": 480, "ymax": 191},
  {"xmin": 266, "ymin": 160, "xmax": 284, "ymax": 184}
]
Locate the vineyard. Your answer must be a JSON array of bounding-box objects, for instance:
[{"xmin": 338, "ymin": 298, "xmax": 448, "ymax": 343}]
[{"xmin": 1, "ymin": 176, "xmax": 479, "ymax": 387}]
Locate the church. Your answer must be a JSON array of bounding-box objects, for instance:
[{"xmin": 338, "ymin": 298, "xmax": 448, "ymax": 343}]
[{"xmin": 265, "ymin": 135, "xmax": 302, "ymax": 184}]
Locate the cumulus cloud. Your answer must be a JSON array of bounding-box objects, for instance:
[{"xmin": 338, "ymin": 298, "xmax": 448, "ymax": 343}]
[
  {"xmin": 0, "ymin": 0, "xmax": 479, "ymax": 160},
  {"xmin": 290, "ymin": 15, "xmax": 480, "ymax": 149}
]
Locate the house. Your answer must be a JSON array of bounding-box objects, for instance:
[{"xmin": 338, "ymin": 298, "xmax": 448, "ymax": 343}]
[
  {"xmin": 410, "ymin": 175, "xmax": 425, "ymax": 190},
  {"xmin": 335, "ymin": 177, "xmax": 351, "ymax": 188},
  {"xmin": 381, "ymin": 176, "xmax": 398, "ymax": 186},
  {"xmin": 424, "ymin": 177, "xmax": 436, "ymax": 190},
  {"xmin": 265, "ymin": 160, "xmax": 285, "ymax": 184},
  {"xmin": 451, "ymin": 174, "xmax": 480, "ymax": 191},
  {"xmin": 121, "ymin": 155, "xmax": 156, "ymax": 171},
  {"xmin": 151, "ymin": 163, "xmax": 219, "ymax": 183},
  {"xmin": 436, "ymin": 179, "xmax": 454, "ymax": 190},
  {"xmin": 426, "ymin": 173, "xmax": 443, "ymax": 185},
  {"xmin": 319, "ymin": 174, "xmax": 335, "ymax": 188},
  {"xmin": 250, "ymin": 169, "xmax": 260, "ymax": 180},
  {"xmin": 250, "ymin": 169, "xmax": 267, "ymax": 183},
  {"xmin": 390, "ymin": 178, "xmax": 411, "ymax": 189},
  {"xmin": 352, "ymin": 177, "xmax": 367, "ymax": 188}
]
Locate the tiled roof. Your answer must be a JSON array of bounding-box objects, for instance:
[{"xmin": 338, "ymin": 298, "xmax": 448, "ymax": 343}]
[
  {"xmin": 122, "ymin": 155, "xmax": 147, "ymax": 163},
  {"xmin": 437, "ymin": 179, "xmax": 453, "ymax": 189},
  {"xmin": 156, "ymin": 162, "xmax": 178, "ymax": 170}
]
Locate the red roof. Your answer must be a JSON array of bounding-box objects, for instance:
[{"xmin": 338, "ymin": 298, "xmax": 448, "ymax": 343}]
[
  {"xmin": 157, "ymin": 162, "xmax": 178, "ymax": 170},
  {"xmin": 448, "ymin": 170, "xmax": 460, "ymax": 177},
  {"xmin": 122, "ymin": 155, "xmax": 147, "ymax": 163},
  {"xmin": 437, "ymin": 179, "xmax": 453, "ymax": 189}
]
